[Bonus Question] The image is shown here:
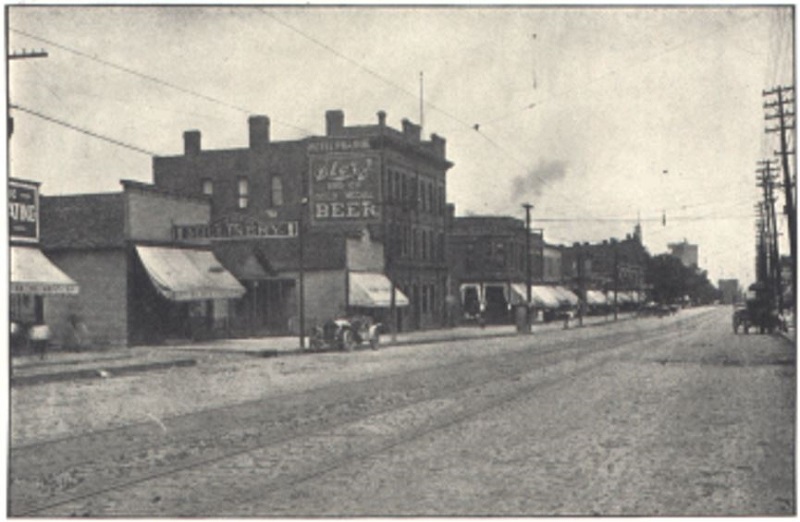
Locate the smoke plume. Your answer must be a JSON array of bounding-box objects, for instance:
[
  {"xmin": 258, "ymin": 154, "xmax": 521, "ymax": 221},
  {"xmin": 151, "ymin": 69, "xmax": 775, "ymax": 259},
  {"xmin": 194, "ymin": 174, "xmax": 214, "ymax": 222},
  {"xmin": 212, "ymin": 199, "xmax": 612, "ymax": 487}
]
[{"xmin": 510, "ymin": 159, "xmax": 568, "ymax": 200}]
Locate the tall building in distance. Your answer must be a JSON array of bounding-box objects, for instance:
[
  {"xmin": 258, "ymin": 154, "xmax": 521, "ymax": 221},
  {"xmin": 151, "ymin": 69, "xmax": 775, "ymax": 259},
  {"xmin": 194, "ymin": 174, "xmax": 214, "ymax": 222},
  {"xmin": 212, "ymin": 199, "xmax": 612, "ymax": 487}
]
[
  {"xmin": 668, "ymin": 239, "xmax": 699, "ymax": 269},
  {"xmin": 718, "ymin": 279, "xmax": 740, "ymax": 305}
]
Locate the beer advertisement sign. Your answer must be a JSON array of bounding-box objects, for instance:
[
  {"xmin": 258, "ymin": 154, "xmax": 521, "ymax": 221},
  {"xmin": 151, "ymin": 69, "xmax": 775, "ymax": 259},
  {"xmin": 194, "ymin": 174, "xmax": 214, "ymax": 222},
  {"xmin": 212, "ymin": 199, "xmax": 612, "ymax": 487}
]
[
  {"xmin": 309, "ymin": 152, "xmax": 381, "ymax": 224},
  {"xmin": 9, "ymin": 179, "xmax": 39, "ymax": 243}
]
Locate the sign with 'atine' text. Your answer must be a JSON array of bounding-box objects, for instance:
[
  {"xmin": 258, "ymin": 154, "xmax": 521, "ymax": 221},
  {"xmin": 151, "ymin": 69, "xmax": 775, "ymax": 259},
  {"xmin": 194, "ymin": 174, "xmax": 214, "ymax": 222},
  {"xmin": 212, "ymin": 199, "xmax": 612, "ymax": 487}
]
[
  {"xmin": 9, "ymin": 178, "xmax": 39, "ymax": 243},
  {"xmin": 309, "ymin": 152, "xmax": 381, "ymax": 224}
]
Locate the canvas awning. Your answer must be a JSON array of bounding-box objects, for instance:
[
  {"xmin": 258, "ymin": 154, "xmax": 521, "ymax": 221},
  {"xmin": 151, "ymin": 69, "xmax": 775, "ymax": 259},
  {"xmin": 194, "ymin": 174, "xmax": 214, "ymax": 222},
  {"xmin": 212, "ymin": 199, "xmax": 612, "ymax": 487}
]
[
  {"xmin": 11, "ymin": 246, "xmax": 79, "ymax": 295},
  {"xmin": 136, "ymin": 245, "xmax": 246, "ymax": 301},
  {"xmin": 349, "ymin": 272, "xmax": 409, "ymax": 308},
  {"xmin": 530, "ymin": 285, "xmax": 562, "ymax": 309},
  {"xmin": 552, "ymin": 286, "xmax": 579, "ymax": 306},
  {"xmin": 586, "ymin": 290, "xmax": 608, "ymax": 306}
]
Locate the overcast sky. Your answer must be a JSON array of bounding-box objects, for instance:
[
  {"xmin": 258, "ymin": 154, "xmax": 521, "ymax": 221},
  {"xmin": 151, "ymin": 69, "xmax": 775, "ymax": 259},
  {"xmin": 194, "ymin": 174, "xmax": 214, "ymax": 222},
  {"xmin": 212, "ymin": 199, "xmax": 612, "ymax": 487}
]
[{"xmin": 7, "ymin": 5, "xmax": 794, "ymax": 285}]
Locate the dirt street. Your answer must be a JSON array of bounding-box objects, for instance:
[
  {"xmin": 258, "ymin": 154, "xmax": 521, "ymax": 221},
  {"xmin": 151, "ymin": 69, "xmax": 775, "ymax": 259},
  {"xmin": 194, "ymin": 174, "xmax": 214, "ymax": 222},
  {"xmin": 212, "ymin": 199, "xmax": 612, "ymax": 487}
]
[{"xmin": 9, "ymin": 307, "xmax": 795, "ymax": 516}]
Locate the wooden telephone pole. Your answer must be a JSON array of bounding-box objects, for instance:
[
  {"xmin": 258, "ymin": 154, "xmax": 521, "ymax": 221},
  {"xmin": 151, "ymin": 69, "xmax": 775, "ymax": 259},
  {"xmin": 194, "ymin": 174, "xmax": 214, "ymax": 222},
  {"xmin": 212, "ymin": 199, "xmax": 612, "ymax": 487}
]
[{"xmin": 764, "ymin": 86, "xmax": 796, "ymax": 308}]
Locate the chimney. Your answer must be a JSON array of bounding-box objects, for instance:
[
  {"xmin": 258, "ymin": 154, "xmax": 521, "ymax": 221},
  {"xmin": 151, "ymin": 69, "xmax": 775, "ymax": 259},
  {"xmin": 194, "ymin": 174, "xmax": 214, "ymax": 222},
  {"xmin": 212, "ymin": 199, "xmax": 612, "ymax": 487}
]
[
  {"xmin": 377, "ymin": 110, "xmax": 386, "ymax": 127},
  {"xmin": 184, "ymin": 130, "xmax": 201, "ymax": 156},
  {"xmin": 248, "ymin": 115, "xmax": 270, "ymax": 150},
  {"xmin": 326, "ymin": 110, "xmax": 345, "ymax": 136},
  {"xmin": 430, "ymin": 133, "xmax": 446, "ymax": 158},
  {"xmin": 402, "ymin": 119, "xmax": 421, "ymax": 142}
]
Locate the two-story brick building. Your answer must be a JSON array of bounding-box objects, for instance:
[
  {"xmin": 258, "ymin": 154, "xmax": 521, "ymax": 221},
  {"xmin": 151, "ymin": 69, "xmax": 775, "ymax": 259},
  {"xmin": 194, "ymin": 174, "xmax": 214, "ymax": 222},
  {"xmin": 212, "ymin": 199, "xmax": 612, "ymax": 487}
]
[
  {"xmin": 560, "ymin": 226, "xmax": 649, "ymax": 310},
  {"xmin": 152, "ymin": 110, "xmax": 451, "ymax": 335},
  {"xmin": 446, "ymin": 215, "xmax": 573, "ymax": 324}
]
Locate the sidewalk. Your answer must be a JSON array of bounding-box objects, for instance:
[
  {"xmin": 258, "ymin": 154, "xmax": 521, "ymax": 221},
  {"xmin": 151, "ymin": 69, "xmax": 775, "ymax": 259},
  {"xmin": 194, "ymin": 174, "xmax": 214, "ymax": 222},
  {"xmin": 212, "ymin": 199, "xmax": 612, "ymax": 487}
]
[{"xmin": 10, "ymin": 312, "xmax": 632, "ymax": 387}]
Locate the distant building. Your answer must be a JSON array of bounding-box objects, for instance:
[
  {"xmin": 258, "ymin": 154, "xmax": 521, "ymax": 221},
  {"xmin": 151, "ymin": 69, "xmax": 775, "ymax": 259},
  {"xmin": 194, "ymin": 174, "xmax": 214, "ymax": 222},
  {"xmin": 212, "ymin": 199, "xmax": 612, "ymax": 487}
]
[
  {"xmin": 668, "ymin": 239, "xmax": 699, "ymax": 268},
  {"xmin": 718, "ymin": 279, "xmax": 740, "ymax": 305},
  {"xmin": 446, "ymin": 215, "xmax": 569, "ymax": 324},
  {"xmin": 561, "ymin": 228, "xmax": 649, "ymax": 307}
]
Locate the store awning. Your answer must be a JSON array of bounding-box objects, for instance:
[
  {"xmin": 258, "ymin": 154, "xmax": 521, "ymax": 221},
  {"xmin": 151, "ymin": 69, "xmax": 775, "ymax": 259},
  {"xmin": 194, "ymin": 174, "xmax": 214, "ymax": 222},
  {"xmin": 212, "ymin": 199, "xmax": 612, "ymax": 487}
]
[
  {"xmin": 586, "ymin": 290, "xmax": 608, "ymax": 306},
  {"xmin": 349, "ymin": 272, "xmax": 409, "ymax": 308},
  {"xmin": 136, "ymin": 245, "xmax": 246, "ymax": 301},
  {"xmin": 530, "ymin": 285, "xmax": 562, "ymax": 309},
  {"xmin": 11, "ymin": 246, "xmax": 79, "ymax": 295},
  {"xmin": 552, "ymin": 286, "xmax": 579, "ymax": 306}
]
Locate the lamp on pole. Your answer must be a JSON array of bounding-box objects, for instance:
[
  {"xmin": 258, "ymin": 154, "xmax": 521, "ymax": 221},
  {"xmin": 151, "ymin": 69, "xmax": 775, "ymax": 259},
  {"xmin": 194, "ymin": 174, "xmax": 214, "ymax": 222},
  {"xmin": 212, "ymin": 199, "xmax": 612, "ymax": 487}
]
[{"xmin": 523, "ymin": 203, "xmax": 533, "ymax": 332}]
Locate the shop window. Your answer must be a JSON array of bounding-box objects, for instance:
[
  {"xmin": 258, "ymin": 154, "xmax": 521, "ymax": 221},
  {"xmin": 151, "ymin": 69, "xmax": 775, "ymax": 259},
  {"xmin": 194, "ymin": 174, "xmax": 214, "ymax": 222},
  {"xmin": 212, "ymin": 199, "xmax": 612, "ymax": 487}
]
[
  {"xmin": 271, "ymin": 176, "xmax": 284, "ymax": 207},
  {"xmin": 238, "ymin": 177, "xmax": 249, "ymax": 209},
  {"xmin": 202, "ymin": 179, "xmax": 213, "ymax": 196}
]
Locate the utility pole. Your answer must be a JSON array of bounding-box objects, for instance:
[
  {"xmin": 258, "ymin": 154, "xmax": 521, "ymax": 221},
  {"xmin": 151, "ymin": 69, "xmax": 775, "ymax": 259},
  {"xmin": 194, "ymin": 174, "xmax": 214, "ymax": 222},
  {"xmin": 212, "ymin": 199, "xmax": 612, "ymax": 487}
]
[
  {"xmin": 764, "ymin": 85, "xmax": 796, "ymax": 309},
  {"xmin": 577, "ymin": 245, "xmax": 584, "ymax": 327},
  {"xmin": 523, "ymin": 203, "xmax": 533, "ymax": 333},
  {"xmin": 7, "ymin": 48, "xmax": 48, "ymax": 138},
  {"xmin": 757, "ymin": 159, "xmax": 782, "ymax": 312},
  {"xmin": 613, "ymin": 240, "xmax": 619, "ymax": 321}
]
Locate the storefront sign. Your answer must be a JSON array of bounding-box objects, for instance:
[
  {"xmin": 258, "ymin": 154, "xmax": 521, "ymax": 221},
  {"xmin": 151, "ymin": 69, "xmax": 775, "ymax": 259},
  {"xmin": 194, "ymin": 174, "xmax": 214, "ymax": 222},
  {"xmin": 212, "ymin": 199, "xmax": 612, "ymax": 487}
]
[
  {"xmin": 309, "ymin": 153, "xmax": 381, "ymax": 224},
  {"xmin": 173, "ymin": 219, "xmax": 298, "ymax": 241},
  {"xmin": 307, "ymin": 138, "xmax": 371, "ymax": 154},
  {"xmin": 9, "ymin": 179, "xmax": 39, "ymax": 243}
]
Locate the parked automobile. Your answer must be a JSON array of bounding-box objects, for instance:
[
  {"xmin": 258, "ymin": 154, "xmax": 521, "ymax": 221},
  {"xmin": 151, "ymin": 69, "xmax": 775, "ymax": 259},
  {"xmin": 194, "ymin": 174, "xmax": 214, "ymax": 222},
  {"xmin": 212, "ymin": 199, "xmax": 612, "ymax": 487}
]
[{"xmin": 309, "ymin": 315, "xmax": 381, "ymax": 352}]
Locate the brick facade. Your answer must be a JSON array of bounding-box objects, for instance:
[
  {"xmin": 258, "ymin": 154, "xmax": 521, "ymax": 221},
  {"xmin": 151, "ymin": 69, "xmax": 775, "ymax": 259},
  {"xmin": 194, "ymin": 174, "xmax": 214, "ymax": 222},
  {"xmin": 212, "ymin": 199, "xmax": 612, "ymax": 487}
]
[{"xmin": 151, "ymin": 110, "xmax": 453, "ymax": 333}]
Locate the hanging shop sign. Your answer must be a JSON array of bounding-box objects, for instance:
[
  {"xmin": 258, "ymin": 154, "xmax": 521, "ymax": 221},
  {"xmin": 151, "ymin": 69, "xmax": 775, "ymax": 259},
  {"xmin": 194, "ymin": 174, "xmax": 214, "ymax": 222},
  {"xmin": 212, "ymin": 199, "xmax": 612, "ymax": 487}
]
[
  {"xmin": 308, "ymin": 152, "xmax": 381, "ymax": 224},
  {"xmin": 173, "ymin": 218, "xmax": 298, "ymax": 241},
  {"xmin": 9, "ymin": 178, "xmax": 39, "ymax": 243}
]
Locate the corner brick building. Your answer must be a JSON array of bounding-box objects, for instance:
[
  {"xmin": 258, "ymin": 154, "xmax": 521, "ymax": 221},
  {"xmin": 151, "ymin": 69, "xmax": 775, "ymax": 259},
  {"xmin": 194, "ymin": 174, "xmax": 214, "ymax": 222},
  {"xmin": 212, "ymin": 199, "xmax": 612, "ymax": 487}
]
[{"xmin": 152, "ymin": 110, "xmax": 453, "ymax": 335}]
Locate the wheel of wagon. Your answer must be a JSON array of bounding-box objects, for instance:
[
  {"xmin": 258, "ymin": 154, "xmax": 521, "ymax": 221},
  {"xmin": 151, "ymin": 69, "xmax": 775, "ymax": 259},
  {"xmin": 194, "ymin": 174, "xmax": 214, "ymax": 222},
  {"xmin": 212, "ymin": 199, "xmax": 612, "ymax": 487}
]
[{"xmin": 341, "ymin": 329, "xmax": 355, "ymax": 351}]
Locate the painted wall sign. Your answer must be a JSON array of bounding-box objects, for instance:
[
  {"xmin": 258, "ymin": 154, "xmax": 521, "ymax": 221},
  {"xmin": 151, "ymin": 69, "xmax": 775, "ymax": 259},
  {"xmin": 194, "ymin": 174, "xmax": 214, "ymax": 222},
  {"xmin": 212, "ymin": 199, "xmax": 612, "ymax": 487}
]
[
  {"xmin": 173, "ymin": 219, "xmax": 298, "ymax": 241},
  {"xmin": 9, "ymin": 179, "xmax": 39, "ymax": 243},
  {"xmin": 309, "ymin": 153, "xmax": 381, "ymax": 224}
]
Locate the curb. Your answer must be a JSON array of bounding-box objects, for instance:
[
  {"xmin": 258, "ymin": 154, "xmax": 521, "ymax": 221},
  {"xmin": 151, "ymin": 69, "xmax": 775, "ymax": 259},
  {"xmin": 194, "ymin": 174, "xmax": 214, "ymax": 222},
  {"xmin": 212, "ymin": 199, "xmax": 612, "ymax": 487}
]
[{"xmin": 11, "ymin": 358, "xmax": 197, "ymax": 387}]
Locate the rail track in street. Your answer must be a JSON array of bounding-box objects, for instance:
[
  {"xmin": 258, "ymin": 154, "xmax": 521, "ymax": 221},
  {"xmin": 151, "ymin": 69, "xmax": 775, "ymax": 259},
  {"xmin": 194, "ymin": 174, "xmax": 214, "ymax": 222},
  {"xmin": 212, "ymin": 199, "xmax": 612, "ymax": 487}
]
[{"xmin": 11, "ymin": 310, "xmax": 717, "ymax": 516}]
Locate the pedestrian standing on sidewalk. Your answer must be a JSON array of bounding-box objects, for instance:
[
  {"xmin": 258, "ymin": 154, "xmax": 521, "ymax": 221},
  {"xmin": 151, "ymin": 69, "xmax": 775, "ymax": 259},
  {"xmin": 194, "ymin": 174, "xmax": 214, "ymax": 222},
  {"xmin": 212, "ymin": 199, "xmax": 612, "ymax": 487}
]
[{"xmin": 28, "ymin": 322, "xmax": 51, "ymax": 360}]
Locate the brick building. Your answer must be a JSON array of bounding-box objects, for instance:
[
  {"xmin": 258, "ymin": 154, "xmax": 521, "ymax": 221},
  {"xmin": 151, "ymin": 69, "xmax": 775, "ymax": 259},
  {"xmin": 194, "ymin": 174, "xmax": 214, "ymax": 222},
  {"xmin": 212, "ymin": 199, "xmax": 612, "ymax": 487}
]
[
  {"xmin": 561, "ymin": 227, "xmax": 649, "ymax": 308},
  {"xmin": 446, "ymin": 215, "xmax": 572, "ymax": 324},
  {"xmin": 152, "ymin": 110, "xmax": 451, "ymax": 334},
  {"xmin": 39, "ymin": 180, "xmax": 244, "ymax": 347}
]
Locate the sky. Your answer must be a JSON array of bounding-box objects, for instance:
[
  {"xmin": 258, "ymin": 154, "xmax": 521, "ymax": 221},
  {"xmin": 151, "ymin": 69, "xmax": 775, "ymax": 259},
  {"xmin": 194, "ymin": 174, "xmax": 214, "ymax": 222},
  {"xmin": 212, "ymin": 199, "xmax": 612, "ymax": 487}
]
[{"xmin": 6, "ymin": 5, "xmax": 795, "ymax": 286}]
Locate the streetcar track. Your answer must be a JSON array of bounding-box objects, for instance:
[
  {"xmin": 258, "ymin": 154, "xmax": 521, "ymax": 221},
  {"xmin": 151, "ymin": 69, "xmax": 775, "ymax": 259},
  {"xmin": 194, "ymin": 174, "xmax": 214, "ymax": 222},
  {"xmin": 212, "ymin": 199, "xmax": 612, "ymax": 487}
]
[
  {"xmin": 12, "ymin": 312, "xmax": 713, "ymax": 516},
  {"xmin": 12, "ymin": 314, "xmax": 702, "ymax": 452}
]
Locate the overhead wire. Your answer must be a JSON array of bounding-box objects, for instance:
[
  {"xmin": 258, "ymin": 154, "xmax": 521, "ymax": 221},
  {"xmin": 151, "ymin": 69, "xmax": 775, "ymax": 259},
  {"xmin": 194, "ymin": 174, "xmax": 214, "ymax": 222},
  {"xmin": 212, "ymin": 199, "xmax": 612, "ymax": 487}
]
[
  {"xmin": 10, "ymin": 104, "xmax": 156, "ymax": 156},
  {"xmin": 9, "ymin": 27, "xmax": 316, "ymax": 136},
  {"xmin": 481, "ymin": 10, "xmax": 765, "ymax": 128}
]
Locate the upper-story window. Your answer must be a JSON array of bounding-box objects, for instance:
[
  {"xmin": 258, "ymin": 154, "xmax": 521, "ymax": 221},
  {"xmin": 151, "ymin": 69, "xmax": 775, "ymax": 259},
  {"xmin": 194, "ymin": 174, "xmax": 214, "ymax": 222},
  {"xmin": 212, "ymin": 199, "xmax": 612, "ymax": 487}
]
[
  {"xmin": 202, "ymin": 179, "xmax": 213, "ymax": 196},
  {"xmin": 271, "ymin": 176, "xmax": 284, "ymax": 207},
  {"xmin": 238, "ymin": 177, "xmax": 249, "ymax": 209}
]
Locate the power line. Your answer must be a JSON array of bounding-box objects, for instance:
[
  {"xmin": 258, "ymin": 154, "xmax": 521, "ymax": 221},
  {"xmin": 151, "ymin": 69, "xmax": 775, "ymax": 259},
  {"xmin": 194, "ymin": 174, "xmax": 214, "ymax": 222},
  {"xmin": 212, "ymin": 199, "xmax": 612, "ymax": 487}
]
[
  {"xmin": 482, "ymin": 11, "xmax": 764, "ymax": 127},
  {"xmin": 11, "ymin": 104, "xmax": 156, "ymax": 156},
  {"xmin": 9, "ymin": 27, "xmax": 315, "ymax": 136},
  {"xmin": 263, "ymin": 12, "xmax": 475, "ymax": 131}
]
